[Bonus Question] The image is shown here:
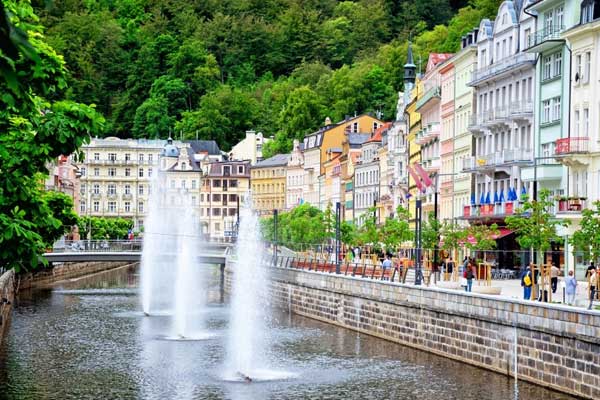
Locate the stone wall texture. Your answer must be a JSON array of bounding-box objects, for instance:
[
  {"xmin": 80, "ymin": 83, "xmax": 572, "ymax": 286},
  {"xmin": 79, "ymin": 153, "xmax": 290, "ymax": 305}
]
[
  {"xmin": 225, "ymin": 264, "xmax": 600, "ymax": 399},
  {"xmin": 18, "ymin": 261, "xmax": 131, "ymax": 290},
  {"xmin": 0, "ymin": 270, "xmax": 15, "ymax": 346}
]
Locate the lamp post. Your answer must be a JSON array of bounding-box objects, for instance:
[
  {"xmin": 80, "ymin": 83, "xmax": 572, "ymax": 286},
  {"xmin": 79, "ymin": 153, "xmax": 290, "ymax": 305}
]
[
  {"xmin": 335, "ymin": 201, "xmax": 341, "ymax": 274},
  {"xmin": 273, "ymin": 209, "xmax": 278, "ymax": 265},
  {"xmin": 415, "ymin": 198, "xmax": 423, "ymax": 285}
]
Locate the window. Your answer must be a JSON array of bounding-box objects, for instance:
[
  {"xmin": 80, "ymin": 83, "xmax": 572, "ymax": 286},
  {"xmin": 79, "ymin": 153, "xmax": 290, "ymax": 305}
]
[
  {"xmin": 213, "ymin": 194, "xmax": 221, "ymax": 202},
  {"xmin": 148, "ymin": 154, "xmax": 153, "ymax": 163},
  {"xmin": 524, "ymin": 28, "xmax": 531, "ymax": 47},
  {"xmin": 138, "ymin": 185, "xmax": 144, "ymax": 195},
  {"xmin": 575, "ymin": 110, "xmax": 581, "ymax": 136},
  {"xmin": 107, "ymin": 184, "xmax": 116, "ymax": 195},
  {"xmin": 125, "ymin": 184, "xmax": 131, "ymax": 195},
  {"xmin": 125, "ymin": 168, "xmax": 131, "ymax": 177},
  {"xmin": 125, "ymin": 153, "xmax": 131, "ymax": 162},
  {"xmin": 94, "ymin": 153, "xmax": 100, "ymax": 161},
  {"xmin": 181, "ymin": 162, "xmax": 186, "ymax": 170},
  {"xmin": 229, "ymin": 208, "xmax": 237, "ymax": 216},
  {"xmin": 542, "ymin": 100, "xmax": 551, "ymax": 123},
  {"xmin": 576, "ymin": 54, "xmax": 583, "ymax": 82},
  {"xmin": 108, "ymin": 167, "xmax": 116, "ymax": 177},
  {"xmin": 238, "ymin": 165, "xmax": 244, "ymax": 174},
  {"xmin": 108, "ymin": 153, "xmax": 117, "ymax": 162},
  {"xmin": 148, "ymin": 168, "xmax": 153, "ymax": 177},
  {"xmin": 80, "ymin": 167, "xmax": 86, "ymax": 177},
  {"xmin": 80, "ymin": 184, "xmax": 86, "ymax": 195},
  {"xmin": 138, "ymin": 168, "xmax": 144, "ymax": 177},
  {"xmin": 229, "ymin": 194, "xmax": 237, "ymax": 202},
  {"xmin": 555, "ymin": 6, "xmax": 564, "ymax": 28},
  {"xmin": 94, "ymin": 168, "xmax": 100, "ymax": 176},
  {"xmin": 229, "ymin": 179, "xmax": 238, "ymax": 188},
  {"xmin": 192, "ymin": 196, "xmax": 197, "ymax": 206},
  {"xmin": 139, "ymin": 154, "xmax": 144, "ymax": 162},
  {"xmin": 212, "ymin": 208, "xmax": 221, "ymax": 216},
  {"xmin": 212, "ymin": 179, "xmax": 221, "ymax": 187},
  {"xmin": 108, "ymin": 201, "xmax": 116, "ymax": 213},
  {"xmin": 584, "ymin": 108, "xmax": 590, "ymax": 136},
  {"xmin": 542, "ymin": 142, "xmax": 554, "ymax": 157},
  {"xmin": 93, "ymin": 201, "xmax": 100, "ymax": 212},
  {"xmin": 80, "ymin": 201, "xmax": 86, "ymax": 213},
  {"xmin": 553, "ymin": 97, "xmax": 561, "ymax": 121},
  {"xmin": 93, "ymin": 184, "xmax": 100, "ymax": 194},
  {"xmin": 584, "ymin": 51, "xmax": 591, "ymax": 83},
  {"xmin": 181, "ymin": 180, "xmax": 186, "ymax": 189},
  {"xmin": 224, "ymin": 165, "xmax": 231, "ymax": 176},
  {"xmin": 170, "ymin": 180, "xmax": 176, "ymax": 189},
  {"xmin": 200, "ymin": 194, "xmax": 204, "ymax": 202},
  {"xmin": 138, "ymin": 201, "xmax": 144, "ymax": 212},
  {"xmin": 543, "ymin": 56, "xmax": 552, "ymax": 80},
  {"xmin": 191, "ymin": 180, "xmax": 197, "ymax": 189},
  {"xmin": 554, "ymin": 52, "xmax": 562, "ymax": 77},
  {"xmin": 124, "ymin": 202, "xmax": 131, "ymax": 212}
]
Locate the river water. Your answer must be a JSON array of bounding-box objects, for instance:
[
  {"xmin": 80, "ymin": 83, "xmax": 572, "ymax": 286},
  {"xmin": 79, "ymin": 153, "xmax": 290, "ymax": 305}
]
[{"xmin": 0, "ymin": 265, "xmax": 577, "ymax": 400}]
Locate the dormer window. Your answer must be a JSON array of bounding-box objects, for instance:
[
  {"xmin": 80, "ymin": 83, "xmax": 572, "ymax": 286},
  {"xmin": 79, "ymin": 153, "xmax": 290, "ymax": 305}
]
[
  {"xmin": 181, "ymin": 162, "xmax": 186, "ymax": 170},
  {"xmin": 224, "ymin": 166, "xmax": 231, "ymax": 176},
  {"xmin": 581, "ymin": 0, "xmax": 600, "ymax": 23}
]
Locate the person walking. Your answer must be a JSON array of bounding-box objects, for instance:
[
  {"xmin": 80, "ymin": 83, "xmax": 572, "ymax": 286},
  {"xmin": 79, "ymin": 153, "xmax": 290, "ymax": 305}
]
[
  {"xmin": 550, "ymin": 263, "xmax": 560, "ymax": 294},
  {"xmin": 588, "ymin": 267, "xmax": 598, "ymax": 310},
  {"xmin": 464, "ymin": 262, "xmax": 474, "ymax": 292},
  {"xmin": 565, "ymin": 270, "xmax": 577, "ymax": 305},
  {"xmin": 585, "ymin": 261, "xmax": 595, "ymax": 278},
  {"xmin": 521, "ymin": 265, "xmax": 533, "ymax": 300},
  {"xmin": 382, "ymin": 255, "xmax": 392, "ymax": 280}
]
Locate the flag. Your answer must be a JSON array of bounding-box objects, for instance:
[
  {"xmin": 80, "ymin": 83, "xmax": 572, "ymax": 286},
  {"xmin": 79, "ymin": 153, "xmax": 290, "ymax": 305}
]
[
  {"xmin": 471, "ymin": 193, "xmax": 475, "ymax": 205},
  {"xmin": 479, "ymin": 192, "xmax": 485, "ymax": 205},
  {"xmin": 499, "ymin": 190, "xmax": 505, "ymax": 203},
  {"xmin": 485, "ymin": 192, "xmax": 491, "ymax": 204},
  {"xmin": 493, "ymin": 191, "xmax": 499, "ymax": 203},
  {"xmin": 413, "ymin": 162, "xmax": 433, "ymax": 188},
  {"xmin": 407, "ymin": 165, "xmax": 425, "ymax": 193}
]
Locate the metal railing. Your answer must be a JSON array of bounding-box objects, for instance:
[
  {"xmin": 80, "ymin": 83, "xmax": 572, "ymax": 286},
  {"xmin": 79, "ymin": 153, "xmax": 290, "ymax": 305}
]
[
  {"xmin": 555, "ymin": 137, "xmax": 590, "ymax": 155},
  {"xmin": 469, "ymin": 53, "xmax": 535, "ymax": 85},
  {"xmin": 528, "ymin": 24, "xmax": 565, "ymax": 49},
  {"xmin": 52, "ymin": 240, "xmax": 144, "ymax": 252}
]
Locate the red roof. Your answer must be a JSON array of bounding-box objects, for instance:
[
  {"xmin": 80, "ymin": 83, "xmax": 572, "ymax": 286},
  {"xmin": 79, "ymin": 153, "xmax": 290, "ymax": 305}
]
[
  {"xmin": 426, "ymin": 53, "xmax": 453, "ymax": 72},
  {"xmin": 367, "ymin": 122, "xmax": 392, "ymax": 143}
]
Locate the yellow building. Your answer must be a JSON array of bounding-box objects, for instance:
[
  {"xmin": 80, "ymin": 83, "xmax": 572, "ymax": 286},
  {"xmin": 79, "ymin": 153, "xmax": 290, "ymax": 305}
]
[
  {"xmin": 302, "ymin": 115, "xmax": 384, "ymax": 209},
  {"xmin": 322, "ymin": 149, "xmax": 343, "ymax": 209},
  {"xmin": 406, "ymin": 79, "xmax": 423, "ymax": 228},
  {"xmin": 251, "ymin": 154, "xmax": 289, "ymax": 214}
]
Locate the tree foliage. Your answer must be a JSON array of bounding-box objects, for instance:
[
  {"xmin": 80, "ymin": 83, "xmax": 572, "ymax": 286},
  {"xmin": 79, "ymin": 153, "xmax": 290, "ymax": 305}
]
[
  {"xmin": 0, "ymin": 0, "xmax": 104, "ymax": 271},
  {"xmin": 570, "ymin": 201, "xmax": 600, "ymax": 263},
  {"xmin": 78, "ymin": 216, "xmax": 134, "ymax": 240},
  {"xmin": 506, "ymin": 189, "xmax": 569, "ymax": 254},
  {"xmin": 32, "ymin": 0, "xmax": 503, "ymax": 152},
  {"xmin": 463, "ymin": 223, "xmax": 499, "ymax": 252}
]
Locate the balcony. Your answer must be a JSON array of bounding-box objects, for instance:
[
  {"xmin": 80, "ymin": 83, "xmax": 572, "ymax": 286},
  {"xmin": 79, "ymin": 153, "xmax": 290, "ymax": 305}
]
[
  {"xmin": 463, "ymin": 202, "xmax": 517, "ymax": 220},
  {"xmin": 526, "ymin": 25, "xmax": 565, "ymax": 53},
  {"xmin": 509, "ymin": 101, "xmax": 534, "ymax": 120},
  {"xmin": 502, "ymin": 148, "xmax": 533, "ymax": 164},
  {"xmin": 461, "ymin": 149, "xmax": 532, "ymax": 173},
  {"xmin": 555, "ymin": 137, "xmax": 590, "ymax": 167},
  {"xmin": 122, "ymin": 193, "xmax": 133, "ymax": 200},
  {"xmin": 415, "ymin": 123, "xmax": 440, "ymax": 145},
  {"xmin": 469, "ymin": 53, "xmax": 535, "ymax": 86},
  {"xmin": 422, "ymin": 156, "xmax": 441, "ymax": 173},
  {"xmin": 555, "ymin": 198, "xmax": 586, "ymax": 219},
  {"xmin": 415, "ymin": 85, "xmax": 441, "ymax": 110}
]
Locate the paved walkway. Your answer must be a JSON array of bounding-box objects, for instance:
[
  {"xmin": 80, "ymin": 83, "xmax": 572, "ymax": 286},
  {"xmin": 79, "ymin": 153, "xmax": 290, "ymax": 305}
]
[{"xmin": 428, "ymin": 276, "xmax": 594, "ymax": 309}]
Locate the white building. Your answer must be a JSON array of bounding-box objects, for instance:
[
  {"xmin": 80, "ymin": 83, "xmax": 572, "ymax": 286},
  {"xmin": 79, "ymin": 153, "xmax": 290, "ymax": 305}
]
[
  {"xmin": 228, "ymin": 130, "xmax": 271, "ymax": 165},
  {"xmin": 354, "ymin": 131, "xmax": 382, "ymax": 224},
  {"xmin": 286, "ymin": 139, "xmax": 305, "ymax": 209},
  {"xmin": 464, "ymin": 2, "xmax": 536, "ymax": 224}
]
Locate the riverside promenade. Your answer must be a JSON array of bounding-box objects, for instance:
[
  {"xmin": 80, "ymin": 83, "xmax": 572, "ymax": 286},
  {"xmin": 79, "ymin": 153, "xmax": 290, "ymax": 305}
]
[{"xmin": 226, "ymin": 254, "xmax": 600, "ymax": 399}]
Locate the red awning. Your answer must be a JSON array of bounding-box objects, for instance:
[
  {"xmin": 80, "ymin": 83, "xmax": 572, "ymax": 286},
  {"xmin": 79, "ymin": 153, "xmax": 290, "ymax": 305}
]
[{"xmin": 439, "ymin": 228, "xmax": 514, "ymax": 247}]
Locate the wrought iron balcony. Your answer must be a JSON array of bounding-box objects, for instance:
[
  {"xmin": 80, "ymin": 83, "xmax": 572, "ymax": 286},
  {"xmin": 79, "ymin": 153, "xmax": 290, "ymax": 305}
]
[
  {"xmin": 415, "ymin": 85, "xmax": 441, "ymax": 110},
  {"xmin": 527, "ymin": 25, "xmax": 565, "ymax": 51},
  {"xmin": 555, "ymin": 137, "xmax": 589, "ymax": 155},
  {"xmin": 469, "ymin": 53, "xmax": 535, "ymax": 86}
]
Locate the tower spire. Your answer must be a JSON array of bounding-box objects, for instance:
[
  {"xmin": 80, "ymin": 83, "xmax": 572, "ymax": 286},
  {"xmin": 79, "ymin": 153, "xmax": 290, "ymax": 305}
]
[{"xmin": 404, "ymin": 42, "xmax": 416, "ymax": 86}]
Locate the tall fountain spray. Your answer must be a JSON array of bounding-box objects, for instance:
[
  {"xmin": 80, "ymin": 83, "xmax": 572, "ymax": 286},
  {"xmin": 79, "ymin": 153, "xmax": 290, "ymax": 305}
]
[
  {"xmin": 225, "ymin": 198, "xmax": 271, "ymax": 380},
  {"xmin": 140, "ymin": 165, "xmax": 208, "ymax": 339}
]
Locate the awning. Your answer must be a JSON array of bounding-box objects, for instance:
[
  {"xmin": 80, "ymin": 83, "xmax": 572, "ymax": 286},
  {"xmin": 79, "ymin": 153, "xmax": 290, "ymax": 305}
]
[{"xmin": 465, "ymin": 228, "xmax": 514, "ymax": 244}]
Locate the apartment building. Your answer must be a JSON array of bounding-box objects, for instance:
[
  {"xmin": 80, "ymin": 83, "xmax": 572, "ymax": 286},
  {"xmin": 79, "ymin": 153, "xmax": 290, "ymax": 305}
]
[
  {"xmin": 228, "ymin": 130, "xmax": 271, "ymax": 165},
  {"xmin": 285, "ymin": 139, "xmax": 304, "ymax": 209},
  {"xmin": 201, "ymin": 160, "xmax": 250, "ymax": 238},
  {"xmin": 439, "ymin": 58, "xmax": 456, "ymax": 223},
  {"xmin": 464, "ymin": 2, "xmax": 536, "ymax": 227},
  {"xmin": 354, "ymin": 130, "xmax": 382, "ymax": 224},
  {"xmin": 251, "ymin": 154, "xmax": 289, "ymax": 214}
]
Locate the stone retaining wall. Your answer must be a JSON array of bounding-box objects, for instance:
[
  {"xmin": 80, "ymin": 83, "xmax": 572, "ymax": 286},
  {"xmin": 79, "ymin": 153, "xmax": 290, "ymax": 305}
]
[
  {"xmin": 225, "ymin": 264, "xmax": 600, "ymax": 399},
  {"xmin": 0, "ymin": 270, "xmax": 15, "ymax": 346},
  {"xmin": 18, "ymin": 261, "xmax": 131, "ymax": 290}
]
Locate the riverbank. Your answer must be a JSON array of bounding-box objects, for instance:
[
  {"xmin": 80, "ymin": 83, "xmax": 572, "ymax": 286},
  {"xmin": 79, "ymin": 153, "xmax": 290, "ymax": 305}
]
[
  {"xmin": 0, "ymin": 270, "xmax": 15, "ymax": 346},
  {"xmin": 226, "ymin": 263, "xmax": 600, "ymax": 399}
]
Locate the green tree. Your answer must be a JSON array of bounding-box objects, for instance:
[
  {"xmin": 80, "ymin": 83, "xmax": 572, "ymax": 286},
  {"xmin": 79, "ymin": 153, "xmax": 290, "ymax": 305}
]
[
  {"xmin": 421, "ymin": 213, "xmax": 442, "ymax": 251},
  {"xmin": 506, "ymin": 189, "xmax": 569, "ymax": 262},
  {"xmin": 440, "ymin": 221, "xmax": 467, "ymax": 253},
  {"xmin": 78, "ymin": 217, "xmax": 134, "ymax": 240},
  {"xmin": 0, "ymin": 0, "xmax": 104, "ymax": 271},
  {"xmin": 463, "ymin": 223, "xmax": 499, "ymax": 253},
  {"xmin": 380, "ymin": 207, "xmax": 413, "ymax": 253},
  {"xmin": 570, "ymin": 201, "xmax": 600, "ymax": 264}
]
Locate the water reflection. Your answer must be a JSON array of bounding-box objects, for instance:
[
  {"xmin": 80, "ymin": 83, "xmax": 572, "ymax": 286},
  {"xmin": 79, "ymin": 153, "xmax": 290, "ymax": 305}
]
[{"xmin": 0, "ymin": 265, "xmax": 577, "ymax": 400}]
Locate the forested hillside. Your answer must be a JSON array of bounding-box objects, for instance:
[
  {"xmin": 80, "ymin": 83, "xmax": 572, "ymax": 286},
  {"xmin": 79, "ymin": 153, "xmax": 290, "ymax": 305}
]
[{"xmin": 33, "ymin": 0, "xmax": 500, "ymax": 155}]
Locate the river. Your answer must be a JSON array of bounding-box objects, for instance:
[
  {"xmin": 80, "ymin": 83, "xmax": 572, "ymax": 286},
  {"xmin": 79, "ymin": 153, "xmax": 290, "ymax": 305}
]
[{"xmin": 0, "ymin": 265, "xmax": 576, "ymax": 400}]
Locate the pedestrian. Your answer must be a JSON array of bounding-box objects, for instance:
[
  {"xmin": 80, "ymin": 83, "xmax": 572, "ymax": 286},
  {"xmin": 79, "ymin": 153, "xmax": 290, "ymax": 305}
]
[
  {"xmin": 382, "ymin": 255, "xmax": 392, "ymax": 280},
  {"xmin": 464, "ymin": 261, "xmax": 474, "ymax": 292},
  {"xmin": 521, "ymin": 265, "xmax": 533, "ymax": 300},
  {"xmin": 565, "ymin": 270, "xmax": 577, "ymax": 305},
  {"xmin": 550, "ymin": 263, "xmax": 560, "ymax": 293},
  {"xmin": 585, "ymin": 261, "xmax": 595, "ymax": 278},
  {"xmin": 588, "ymin": 267, "xmax": 598, "ymax": 310}
]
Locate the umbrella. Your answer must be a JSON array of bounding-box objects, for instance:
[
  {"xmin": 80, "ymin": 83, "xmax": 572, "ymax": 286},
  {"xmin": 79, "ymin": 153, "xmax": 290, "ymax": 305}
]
[
  {"xmin": 479, "ymin": 192, "xmax": 485, "ymax": 205},
  {"xmin": 471, "ymin": 193, "xmax": 476, "ymax": 205},
  {"xmin": 485, "ymin": 192, "xmax": 491, "ymax": 204},
  {"xmin": 493, "ymin": 191, "xmax": 499, "ymax": 203},
  {"xmin": 499, "ymin": 190, "xmax": 505, "ymax": 203}
]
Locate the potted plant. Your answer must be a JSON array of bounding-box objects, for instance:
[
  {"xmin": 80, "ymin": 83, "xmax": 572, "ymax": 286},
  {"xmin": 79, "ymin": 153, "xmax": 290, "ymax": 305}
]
[{"xmin": 555, "ymin": 195, "xmax": 568, "ymax": 211}]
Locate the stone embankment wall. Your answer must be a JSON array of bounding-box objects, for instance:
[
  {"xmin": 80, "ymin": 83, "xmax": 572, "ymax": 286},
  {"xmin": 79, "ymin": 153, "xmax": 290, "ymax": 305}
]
[
  {"xmin": 0, "ymin": 270, "xmax": 15, "ymax": 345},
  {"xmin": 225, "ymin": 264, "xmax": 600, "ymax": 399},
  {"xmin": 18, "ymin": 261, "xmax": 131, "ymax": 290}
]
